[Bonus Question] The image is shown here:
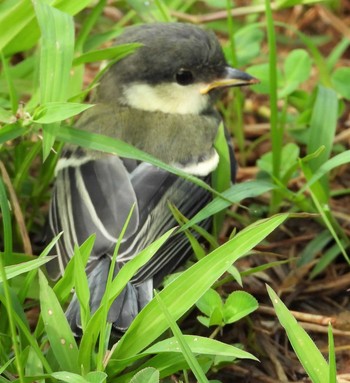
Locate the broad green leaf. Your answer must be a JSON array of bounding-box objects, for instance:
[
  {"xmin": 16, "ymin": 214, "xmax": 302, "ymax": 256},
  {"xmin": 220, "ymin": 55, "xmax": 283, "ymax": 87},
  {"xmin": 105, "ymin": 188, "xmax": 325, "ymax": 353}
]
[
  {"xmin": 267, "ymin": 285, "xmax": 329, "ymax": 382},
  {"xmin": 33, "ymin": 102, "xmax": 94, "ymax": 124},
  {"xmin": 39, "ymin": 271, "xmax": 79, "ymax": 373},
  {"xmin": 280, "ymin": 49, "xmax": 312, "ymax": 97},
  {"xmin": 307, "ymin": 85, "xmax": 338, "ymax": 194},
  {"xmin": 223, "ymin": 291, "xmax": 258, "ymax": 324},
  {"xmin": 0, "ymin": 107, "xmax": 14, "ymax": 123},
  {"xmin": 331, "ymin": 67, "xmax": 350, "ymax": 100},
  {"xmin": 113, "ymin": 214, "xmax": 288, "ymax": 358},
  {"xmin": 51, "ymin": 372, "xmax": 91, "ymax": 383},
  {"xmin": 257, "ymin": 143, "xmax": 299, "ymax": 179},
  {"xmin": 0, "ymin": 123, "xmax": 26, "ymax": 145},
  {"xmin": 0, "ymin": 0, "xmax": 35, "ymax": 52},
  {"xmin": 1, "ymin": 0, "xmax": 91, "ymax": 54},
  {"xmin": 33, "ymin": 0, "xmax": 75, "ymax": 158},
  {"xmin": 85, "ymin": 371, "xmax": 107, "ymax": 383},
  {"xmin": 234, "ymin": 24, "xmax": 264, "ymax": 67},
  {"xmin": 196, "ymin": 289, "xmax": 222, "ymax": 318},
  {"xmin": 130, "ymin": 368, "xmax": 159, "ymax": 383}
]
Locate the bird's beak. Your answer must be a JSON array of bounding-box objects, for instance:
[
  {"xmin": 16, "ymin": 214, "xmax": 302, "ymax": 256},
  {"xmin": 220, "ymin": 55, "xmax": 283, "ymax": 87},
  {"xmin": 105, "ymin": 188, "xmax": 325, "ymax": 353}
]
[{"xmin": 200, "ymin": 67, "xmax": 259, "ymax": 94}]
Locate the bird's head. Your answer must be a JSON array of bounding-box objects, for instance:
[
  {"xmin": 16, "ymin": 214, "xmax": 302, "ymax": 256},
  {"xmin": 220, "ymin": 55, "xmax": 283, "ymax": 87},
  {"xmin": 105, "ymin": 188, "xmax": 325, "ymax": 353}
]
[{"xmin": 96, "ymin": 23, "xmax": 258, "ymax": 115}]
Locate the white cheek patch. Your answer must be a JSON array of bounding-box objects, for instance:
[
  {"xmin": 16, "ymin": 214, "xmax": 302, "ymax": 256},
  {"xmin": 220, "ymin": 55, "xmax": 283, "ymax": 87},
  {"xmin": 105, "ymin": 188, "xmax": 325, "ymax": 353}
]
[{"xmin": 122, "ymin": 82, "xmax": 210, "ymax": 115}]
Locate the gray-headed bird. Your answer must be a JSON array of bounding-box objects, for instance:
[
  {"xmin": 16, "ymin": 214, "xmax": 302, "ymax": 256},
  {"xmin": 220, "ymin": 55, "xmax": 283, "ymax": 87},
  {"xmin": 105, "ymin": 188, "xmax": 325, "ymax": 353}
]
[{"xmin": 47, "ymin": 22, "xmax": 257, "ymax": 333}]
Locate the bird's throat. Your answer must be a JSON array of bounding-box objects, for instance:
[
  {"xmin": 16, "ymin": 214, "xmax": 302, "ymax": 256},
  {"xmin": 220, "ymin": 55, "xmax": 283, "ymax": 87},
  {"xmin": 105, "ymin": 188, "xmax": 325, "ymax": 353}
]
[{"xmin": 77, "ymin": 103, "xmax": 221, "ymax": 175}]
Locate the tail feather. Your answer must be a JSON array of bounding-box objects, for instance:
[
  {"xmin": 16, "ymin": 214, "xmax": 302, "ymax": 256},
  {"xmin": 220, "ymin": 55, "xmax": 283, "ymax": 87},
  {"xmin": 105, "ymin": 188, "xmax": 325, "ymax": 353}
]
[{"xmin": 65, "ymin": 256, "xmax": 152, "ymax": 334}]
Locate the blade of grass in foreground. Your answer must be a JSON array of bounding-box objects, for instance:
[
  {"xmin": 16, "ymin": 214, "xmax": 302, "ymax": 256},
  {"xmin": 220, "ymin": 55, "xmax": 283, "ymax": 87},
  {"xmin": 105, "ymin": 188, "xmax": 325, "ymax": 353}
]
[
  {"xmin": 155, "ymin": 292, "xmax": 209, "ymax": 383},
  {"xmin": 267, "ymin": 285, "xmax": 330, "ymax": 383},
  {"xmin": 39, "ymin": 270, "xmax": 80, "ymax": 373},
  {"xmin": 0, "ymin": 177, "xmax": 24, "ymax": 382},
  {"xmin": 328, "ymin": 324, "xmax": 337, "ymax": 383},
  {"xmin": 112, "ymin": 213, "xmax": 288, "ymax": 359},
  {"xmin": 33, "ymin": 0, "xmax": 75, "ymax": 159}
]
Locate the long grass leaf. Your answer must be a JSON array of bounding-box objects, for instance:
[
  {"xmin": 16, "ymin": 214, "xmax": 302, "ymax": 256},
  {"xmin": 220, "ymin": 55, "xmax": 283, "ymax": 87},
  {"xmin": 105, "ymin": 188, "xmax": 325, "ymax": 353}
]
[
  {"xmin": 0, "ymin": 177, "xmax": 24, "ymax": 383},
  {"xmin": 39, "ymin": 271, "xmax": 79, "ymax": 373},
  {"xmin": 267, "ymin": 285, "xmax": 329, "ymax": 382},
  {"xmin": 155, "ymin": 292, "xmax": 209, "ymax": 383},
  {"xmin": 0, "ymin": 256, "xmax": 54, "ymax": 282},
  {"xmin": 113, "ymin": 214, "xmax": 288, "ymax": 358},
  {"xmin": 306, "ymin": 85, "xmax": 338, "ymax": 196},
  {"xmin": 33, "ymin": 0, "xmax": 75, "ymax": 159}
]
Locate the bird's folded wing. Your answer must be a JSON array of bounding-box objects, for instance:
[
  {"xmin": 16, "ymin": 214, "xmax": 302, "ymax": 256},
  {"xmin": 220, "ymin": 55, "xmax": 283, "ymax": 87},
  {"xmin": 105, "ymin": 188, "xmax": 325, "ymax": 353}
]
[
  {"xmin": 48, "ymin": 154, "xmax": 211, "ymax": 284},
  {"xmin": 48, "ymin": 155, "xmax": 139, "ymax": 278}
]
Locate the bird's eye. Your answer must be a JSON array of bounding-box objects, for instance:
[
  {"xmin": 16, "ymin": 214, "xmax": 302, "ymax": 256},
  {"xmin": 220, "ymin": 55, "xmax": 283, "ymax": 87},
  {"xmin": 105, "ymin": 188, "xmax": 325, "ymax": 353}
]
[{"xmin": 175, "ymin": 69, "xmax": 194, "ymax": 86}]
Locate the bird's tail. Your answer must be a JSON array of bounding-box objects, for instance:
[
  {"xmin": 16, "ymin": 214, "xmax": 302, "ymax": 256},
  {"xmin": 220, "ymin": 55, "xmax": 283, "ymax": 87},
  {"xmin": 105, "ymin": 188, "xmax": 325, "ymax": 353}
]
[{"xmin": 65, "ymin": 256, "xmax": 152, "ymax": 335}]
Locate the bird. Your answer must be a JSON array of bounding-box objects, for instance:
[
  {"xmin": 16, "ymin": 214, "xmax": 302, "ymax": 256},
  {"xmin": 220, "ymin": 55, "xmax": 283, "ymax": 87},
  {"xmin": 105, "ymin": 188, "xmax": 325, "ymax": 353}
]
[{"xmin": 47, "ymin": 22, "xmax": 258, "ymax": 334}]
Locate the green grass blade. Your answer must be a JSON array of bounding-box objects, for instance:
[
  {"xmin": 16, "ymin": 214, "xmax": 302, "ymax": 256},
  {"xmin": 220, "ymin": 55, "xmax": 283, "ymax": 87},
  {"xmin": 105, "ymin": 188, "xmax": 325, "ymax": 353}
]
[
  {"xmin": 144, "ymin": 335, "xmax": 257, "ymax": 361},
  {"xmin": 56, "ymin": 125, "xmax": 220, "ymax": 198},
  {"xmin": 75, "ymin": 0, "xmax": 107, "ymax": 53},
  {"xmin": 328, "ymin": 324, "xmax": 337, "ymax": 383},
  {"xmin": 0, "ymin": 53, "xmax": 18, "ymax": 114},
  {"xmin": 155, "ymin": 292, "xmax": 210, "ymax": 383},
  {"xmin": 212, "ymin": 122, "xmax": 232, "ymax": 236},
  {"xmin": 113, "ymin": 214, "xmax": 288, "ymax": 358},
  {"xmin": 0, "ymin": 0, "xmax": 35, "ymax": 52},
  {"xmin": 306, "ymin": 85, "xmax": 338, "ymax": 195},
  {"xmin": 33, "ymin": 0, "xmax": 75, "ymax": 159},
  {"xmin": 0, "ymin": 177, "xmax": 24, "ymax": 382},
  {"xmin": 180, "ymin": 180, "xmax": 275, "ymax": 231},
  {"xmin": 78, "ymin": 228, "xmax": 176, "ymax": 373},
  {"xmin": 107, "ymin": 334, "xmax": 256, "ymax": 375},
  {"xmin": 0, "ymin": 123, "xmax": 26, "ymax": 144},
  {"xmin": 51, "ymin": 372, "xmax": 91, "ymax": 383},
  {"xmin": 267, "ymin": 285, "xmax": 329, "ymax": 382},
  {"xmin": 0, "ymin": 256, "xmax": 55, "ymax": 282},
  {"xmin": 53, "ymin": 234, "xmax": 96, "ymax": 304},
  {"xmin": 74, "ymin": 246, "xmax": 91, "ymax": 332},
  {"xmin": 97, "ymin": 205, "xmax": 136, "ymax": 370},
  {"xmin": 265, "ymin": 0, "xmax": 282, "ymax": 213},
  {"xmin": 130, "ymin": 368, "xmax": 159, "ymax": 383},
  {"xmin": 38, "ymin": 270, "xmax": 79, "ymax": 373},
  {"xmin": 73, "ymin": 44, "xmax": 141, "ymax": 66},
  {"xmin": 33, "ymin": 102, "xmax": 94, "ymax": 124},
  {"xmin": 298, "ymin": 150, "xmax": 350, "ymax": 195}
]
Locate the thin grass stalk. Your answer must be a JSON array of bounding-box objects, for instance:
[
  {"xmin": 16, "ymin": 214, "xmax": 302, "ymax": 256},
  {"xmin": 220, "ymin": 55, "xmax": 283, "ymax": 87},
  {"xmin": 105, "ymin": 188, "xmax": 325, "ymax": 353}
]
[
  {"xmin": 264, "ymin": 0, "xmax": 282, "ymax": 213},
  {"xmin": 0, "ymin": 178, "xmax": 24, "ymax": 383},
  {"xmin": 226, "ymin": 0, "xmax": 245, "ymax": 165},
  {"xmin": 75, "ymin": 0, "xmax": 107, "ymax": 53},
  {"xmin": 96, "ymin": 205, "xmax": 136, "ymax": 370}
]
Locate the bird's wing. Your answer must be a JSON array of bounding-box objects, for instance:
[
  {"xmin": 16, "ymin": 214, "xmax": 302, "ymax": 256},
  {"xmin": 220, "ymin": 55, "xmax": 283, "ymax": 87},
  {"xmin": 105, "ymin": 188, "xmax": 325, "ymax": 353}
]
[
  {"xmin": 47, "ymin": 153, "xmax": 140, "ymax": 279},
  {"xmin": 117, "ymin": 161, "xmax": 212, "ymax": 285},
  {"xmin": 47, "ymin": 150, "xmax": 213, "ymax": 284}
]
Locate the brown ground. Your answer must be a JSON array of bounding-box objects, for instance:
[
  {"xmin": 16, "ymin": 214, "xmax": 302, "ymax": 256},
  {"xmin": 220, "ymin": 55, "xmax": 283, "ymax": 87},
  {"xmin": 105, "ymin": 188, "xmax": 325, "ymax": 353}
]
[{"xmin": 171, "ymin": 2, "xmax": 350, "ymax": 382}]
